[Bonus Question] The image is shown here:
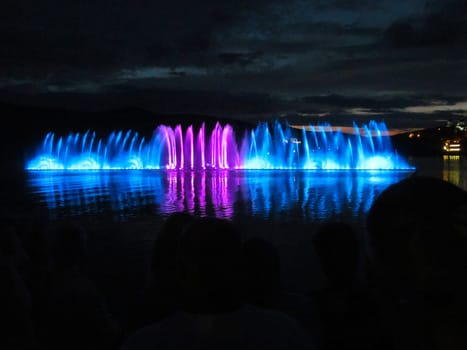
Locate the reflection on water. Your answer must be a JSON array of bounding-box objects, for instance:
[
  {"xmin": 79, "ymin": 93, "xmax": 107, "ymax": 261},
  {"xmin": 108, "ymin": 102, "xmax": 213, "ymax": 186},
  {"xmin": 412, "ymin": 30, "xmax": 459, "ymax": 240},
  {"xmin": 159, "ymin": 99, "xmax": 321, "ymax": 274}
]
[
  {"xmin": 442, "ymin": 155, "xmax": 463, "ymax": 188},
  {"xmin": 26, "ymin": 170, "xmax": 412, "ymax": 222}
]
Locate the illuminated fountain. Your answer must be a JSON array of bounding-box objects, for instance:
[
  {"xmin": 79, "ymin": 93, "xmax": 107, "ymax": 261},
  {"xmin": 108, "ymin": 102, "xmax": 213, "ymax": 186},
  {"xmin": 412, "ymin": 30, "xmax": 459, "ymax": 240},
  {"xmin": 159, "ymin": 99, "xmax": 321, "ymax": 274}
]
[{"xmin": 26, "ymin": 120, "xmax": 414, "ymax": 170}]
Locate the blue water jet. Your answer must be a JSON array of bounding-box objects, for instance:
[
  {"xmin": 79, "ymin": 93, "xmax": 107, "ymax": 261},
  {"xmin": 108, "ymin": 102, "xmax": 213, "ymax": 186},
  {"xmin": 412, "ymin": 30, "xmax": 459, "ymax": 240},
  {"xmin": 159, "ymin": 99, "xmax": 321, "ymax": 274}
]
[{"xmin": 26, "ymin": 120, "xmax": 414, "ymax": 170}]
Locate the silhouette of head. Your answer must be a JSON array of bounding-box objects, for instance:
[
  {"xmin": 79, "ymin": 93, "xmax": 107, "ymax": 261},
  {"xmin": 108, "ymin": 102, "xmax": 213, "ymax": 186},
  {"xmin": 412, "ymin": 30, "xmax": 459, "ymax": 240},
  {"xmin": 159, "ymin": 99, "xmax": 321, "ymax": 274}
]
[
  {"xmin": 313, "ymin": 221, "xmax": 359, "ymax": 289},
  {"xmin": 149, "ymin": 212, "xmax": 195, "ymax": 289},
  {"xmin": 50, "ymin": 221, "xmax": 88, "ymax": 274},
  {"xmin": 0, "ymin": 218, "xmax": 22, "ymax": 258},
  {"xmin": 176, "ymin": 217, "xmax": 243, "ymax": 314},
  {"xmin": 243, "ymin": 237, "xmax": 281, "ymax": 307},
  {"xmin": 367, "ymin": 176, "xmax": 467, "ymax": 294},
  {"xmin": 0, "ymin": 218, "xmax": 31, "ymax": 277}
]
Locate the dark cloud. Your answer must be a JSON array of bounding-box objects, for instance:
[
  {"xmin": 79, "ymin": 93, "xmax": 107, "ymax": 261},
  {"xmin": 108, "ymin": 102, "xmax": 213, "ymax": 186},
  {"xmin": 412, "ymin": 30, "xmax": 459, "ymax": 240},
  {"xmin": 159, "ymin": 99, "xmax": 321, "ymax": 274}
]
[
  {"xmin": 383, "ymin": 16, "xmax": 467, "ymax": 48},
  {"xmin": 0, "ymin": 0, "xmax": 466, "ymax": 128},
  {"xmin": 383, "ymin": 0, "xmax": 467, "ymax": 48},
  {"xmin": 168, "ymin": 71, "xmax": 188, "ymax": 78},
  {"xmin": 312, "ymin": 0, "xmax": 378, "ymax": 11},
  {"xmin": 0, "ymin": 0, "xmax": 271, "ymax": 76},
  {"xmin": 0, "ymin": 84, "xmax": 290, "ymax": 119},
  {"xmin": 218, "ymin": 51, "xmax": 264, "ymax": 66},
  {"xmin": 301, "ymin": 94, "xmax": 464, "ymax": 111}
]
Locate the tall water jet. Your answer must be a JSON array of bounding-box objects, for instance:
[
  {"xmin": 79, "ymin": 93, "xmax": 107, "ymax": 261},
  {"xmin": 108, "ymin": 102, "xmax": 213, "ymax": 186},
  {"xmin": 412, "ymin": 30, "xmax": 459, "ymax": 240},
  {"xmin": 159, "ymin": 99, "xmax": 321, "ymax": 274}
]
[{"xmin": 26, "ymin": 120, "xmax": 414, "ymax": 170}]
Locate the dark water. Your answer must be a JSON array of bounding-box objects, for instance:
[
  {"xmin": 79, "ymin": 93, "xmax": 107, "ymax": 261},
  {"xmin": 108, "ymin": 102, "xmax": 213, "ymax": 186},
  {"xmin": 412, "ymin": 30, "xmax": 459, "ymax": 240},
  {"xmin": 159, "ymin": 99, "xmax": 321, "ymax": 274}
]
[
  {"xmin": 410, "ymin": 155, "xmax": 467, "ymax": 190},
  {"xmin": 23, "ymin": 155, "xmax": 467, "ymax": 224},
  {"xmin": 25, "ymin": 169, "xmax": 413, "ymax": 224},
  {"xmin": 12, "ymin": 156, "xmax": 464, "ymax": 228}
]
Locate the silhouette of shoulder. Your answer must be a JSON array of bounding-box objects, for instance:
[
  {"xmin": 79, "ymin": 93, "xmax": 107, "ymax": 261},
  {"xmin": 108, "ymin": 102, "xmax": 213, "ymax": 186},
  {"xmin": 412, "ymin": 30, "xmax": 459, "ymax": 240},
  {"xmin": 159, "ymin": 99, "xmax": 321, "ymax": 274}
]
[{"xmin": 121, "ymin": 304, "xmax": 315, "ymax": 350}]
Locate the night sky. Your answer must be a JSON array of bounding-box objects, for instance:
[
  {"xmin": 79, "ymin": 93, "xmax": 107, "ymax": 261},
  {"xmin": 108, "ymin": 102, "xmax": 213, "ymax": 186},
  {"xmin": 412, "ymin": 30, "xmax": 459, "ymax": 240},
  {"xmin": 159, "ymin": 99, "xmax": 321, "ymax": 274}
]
[{"xmin": 1, "ymin": 0, "xmax": 467, "ymax": 128}]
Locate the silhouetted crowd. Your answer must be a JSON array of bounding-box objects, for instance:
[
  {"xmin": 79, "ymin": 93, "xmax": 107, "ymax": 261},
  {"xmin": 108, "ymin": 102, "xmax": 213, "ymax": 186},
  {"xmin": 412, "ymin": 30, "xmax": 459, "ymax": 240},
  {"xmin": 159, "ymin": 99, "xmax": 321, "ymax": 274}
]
[{"xmin": 1, "ymin": 175, "xmax": 466, "ymax": 350}]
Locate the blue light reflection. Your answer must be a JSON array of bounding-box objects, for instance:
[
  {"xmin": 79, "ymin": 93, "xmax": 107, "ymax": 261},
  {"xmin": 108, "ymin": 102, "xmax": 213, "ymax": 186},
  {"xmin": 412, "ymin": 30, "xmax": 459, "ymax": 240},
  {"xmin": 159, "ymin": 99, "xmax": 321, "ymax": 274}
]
[{"xmin": 26, "ymin": 170, "xmax": 413, "ymax": 222}]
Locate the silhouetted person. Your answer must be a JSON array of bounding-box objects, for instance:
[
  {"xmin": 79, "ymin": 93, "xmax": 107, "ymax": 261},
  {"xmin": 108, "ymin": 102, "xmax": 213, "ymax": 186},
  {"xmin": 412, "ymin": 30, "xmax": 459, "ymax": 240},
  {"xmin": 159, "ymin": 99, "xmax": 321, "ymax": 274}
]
[
  {"xmin": 13, "ymin": 217, "xmax": 51, "ymax": 347},
  {"xmin": 0, "ymin": 218, "xmax": 31, "ymax": 285},
  {"xmin": 243, "ymin": 236, "xmax": 321, "ymax": 346},
  {"xmin": 129, "ymin": 212, "xmax": 195, "ymax": 331},
  {"xmin": 243, "ymin": 237, "xmax": 282, "ymax": 309},
  {"xmin": 313, "ymin": 221, "xmax": 360, "ymax": 290},
  {"xmin": 0, "ymin": 218, "xmax": 36, "ymax": 349},
  {"xmin": 18, "ymin": 220, "xmax": 50, "ymax": 295},
  {"xmin": 37, "ymin": 221, "xmax": 121, "ymax": 350},
  {"xmin": 312, "ymin": 220, "xmax": 379, "ymax": 350},
  {"xmin": 367, "ymin": 175, "xmax": 467, "ymax": 350},
  {"xmin": 121, "ymin": 217, "xmax": 315, "ymax": 350}
]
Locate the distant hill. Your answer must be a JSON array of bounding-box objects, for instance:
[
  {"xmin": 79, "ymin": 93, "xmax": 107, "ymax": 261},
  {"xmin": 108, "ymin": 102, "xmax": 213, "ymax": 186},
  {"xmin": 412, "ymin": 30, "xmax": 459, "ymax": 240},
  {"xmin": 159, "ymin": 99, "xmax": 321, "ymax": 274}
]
[
  {"xmin": 1, "ymin": 102, "xmax": 256, "ymax": 135},
  {"xmin": 392, "ymin": 125, "xmax": 466, "ymax": 157}
]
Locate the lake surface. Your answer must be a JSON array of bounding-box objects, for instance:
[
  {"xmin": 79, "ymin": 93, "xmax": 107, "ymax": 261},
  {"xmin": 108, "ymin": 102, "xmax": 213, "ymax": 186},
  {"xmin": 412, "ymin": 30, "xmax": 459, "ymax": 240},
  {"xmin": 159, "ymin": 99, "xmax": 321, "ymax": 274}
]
[
  {"xmin": 25, "ymin": 169, "xmax": 412, "ymax": 223},
  {"xmin": 22, "ymin": 155, "xmax": 467, "ymax": 224}
]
